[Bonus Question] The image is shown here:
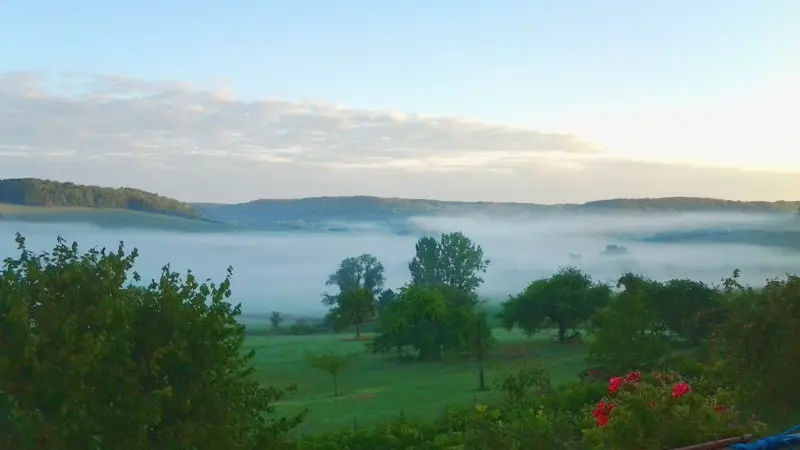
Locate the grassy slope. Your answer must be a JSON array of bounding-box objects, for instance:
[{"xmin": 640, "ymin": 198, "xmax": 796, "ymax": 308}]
[
  {"xmin": 247, "ymin": 329, "xmax": 585, "ymax": 434},
  {"xmin": 0, "ymin": 203, "xmax": 232, "ymax": 232}
]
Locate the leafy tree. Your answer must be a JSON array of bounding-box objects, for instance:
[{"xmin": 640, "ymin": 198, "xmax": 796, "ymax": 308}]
[
  {"xmin": 330, "ymin": 286, "xmax": 376, "ymax": 338},
  {"xmin": 0, "ymin": 235, "xmax": 302, "ymax": 450},
  {"xmin": 715, "ymin": 272, "xmax": 800, "ymax": 416},
  {"xmin": 376, "ymin": 288, "xmax": 397, "ymax": 313},
  {"xmin": 305, "ymin": 351, "xmax": 353, "ymax": 397},
  {"xmin": 408, "ymin": 232, "xmax": 490, "ymax": 294},
  {"xmin": 322, "ymin": 253, "xmax": 385, "ymax": 306},
  {"xmin": 587, "ymin": 283, "xmax": 669, "ymax": 373},
  {"xmin": 657, "ymin": 278, "xmax": 725, "ymax": 345},
  {"xmin": 372, "ymin": 285, "xmax": 481, "ymax": 361},
  {"xmin": 501, "ymin": 267, "xmax": 610, "ymax": 343},
  {"xmin": 269, "ymin": 311, "xmax": 284, "ymax": 329}
]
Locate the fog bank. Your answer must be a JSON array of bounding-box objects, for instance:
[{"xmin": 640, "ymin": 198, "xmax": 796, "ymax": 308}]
[{"xmin": 1, "ymin": 212, "xmax": 796, "ymax": 314}]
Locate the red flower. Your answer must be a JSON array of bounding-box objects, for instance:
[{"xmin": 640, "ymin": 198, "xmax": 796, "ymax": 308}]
[
  {"xmin": 625, "ymin": 371, "xmax": 642, "ymax": 383},
  {"xmin": 714, "ymin": 405, "xmax": 727, "ymax": 414},
  {"xmin": 609, "ymin": 377, "xmax": 624, "ymax": 393},
  {"xmin": 593, "ymin": 401, "xmax": 617, "ymax": 427},
  {"xmin": 672, "ymin": 382, "xmax": 691, "ymax": 398}
]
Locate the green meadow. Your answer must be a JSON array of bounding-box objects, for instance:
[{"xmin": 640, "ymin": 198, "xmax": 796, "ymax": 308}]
[{"xmin": 246, "ymin": 328, "xmax": 588, "ymax": 435}]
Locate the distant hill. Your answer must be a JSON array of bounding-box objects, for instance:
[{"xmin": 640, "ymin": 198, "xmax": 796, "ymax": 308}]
[
  {"xmin": 0, "ymin": 178, "xmax": 203, "ymax": 219},
  {"xmin": 2, "ymin": 178, "xmax": 798, "ymax": 240},
  {"xmin": 0, "ymin": 178, "xmax": 230, "ymax": 231},
  {"xmin": 193, "ymin": 196, "xmax": 800, "ymax": 230}
]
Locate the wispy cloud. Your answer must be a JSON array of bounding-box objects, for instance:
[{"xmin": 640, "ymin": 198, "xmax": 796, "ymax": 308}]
[
  {"xmin": 0, "ymin": 71, "xmax": 598, "ymax": 171},
  {"xmin": 0, "ymin": 70, "xmax": 798, "ymax": 204}
]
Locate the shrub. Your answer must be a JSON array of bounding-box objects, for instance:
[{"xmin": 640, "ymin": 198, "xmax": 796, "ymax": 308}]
[{"xmin": 581, "ymin": 371, "xmax": 764, "ymax": 449}]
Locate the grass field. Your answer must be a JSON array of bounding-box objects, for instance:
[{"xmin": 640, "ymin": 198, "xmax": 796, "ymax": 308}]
[
  {"xmin": 246, "ymin": 328, "xmax": 589, "ymax": 435},
  {"xmin": 0, "ymin": 203, "xmax": 232, "ymax": 232}
]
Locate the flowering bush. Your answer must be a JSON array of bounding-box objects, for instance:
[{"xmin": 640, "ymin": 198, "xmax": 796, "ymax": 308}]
[{"xmin": 581, "ymin": 371, "xmax": 764, "ymax": 449}]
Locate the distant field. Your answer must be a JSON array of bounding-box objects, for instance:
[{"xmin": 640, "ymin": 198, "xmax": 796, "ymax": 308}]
[
  {"xmin": 0, "ymin": 203, "xmax": 232, "ymax": 232},
  {"xmin": 246, "ymin": 328, "xmax": 588, "ymax": 435}
]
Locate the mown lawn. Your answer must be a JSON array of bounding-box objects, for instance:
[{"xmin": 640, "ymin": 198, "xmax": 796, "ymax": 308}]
[{"xmin": 246, "ymin": 329, "xmax": 590, "ymax": 435}]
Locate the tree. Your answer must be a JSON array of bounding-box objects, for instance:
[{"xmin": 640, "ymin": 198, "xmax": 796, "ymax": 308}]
[
  {"xmin": 500, "ymin": 267, "xmax": 610, "ymax": 343},
  {"xmin": 657, "ymin": 278, "xmax": 725, "ymax": 345},
  {"xmin": 586, "ymin": 274, "xmax": 671, "ymax": 373},
  {"xmin": 716, "ymin": 272, "xmax": 800, "ymax": 416},
  {"xmin": 269, "ymin": 311, "xmax": 284, "ymax": 329},
  {"xmin": 0, "ymin": 234, "xmax": 303, "ymax": 450},
  {"xmin": 305, "ymin": 351, "xmax": 352, "ymax": 397},
  {"xmin": 408, "ymin": 232, "xmax": 490, "ymax": 294},
  {"xmin": 376, "ymin": 288, "xmax": 397, "ymax": 313},
  {"xmin": 322, "ymin": 253, "xmax": 385, "ymax": 306},
  {"xmin": 371, "ymin": 285, "xmax": 484, "ymax": 361},
  {"xmin": 468, "ymin": 310, "xmax": 494, "ymax": 390},
  {"xmin": 331, "ymin": 286, "xmax": 376, "ymax": 338}
]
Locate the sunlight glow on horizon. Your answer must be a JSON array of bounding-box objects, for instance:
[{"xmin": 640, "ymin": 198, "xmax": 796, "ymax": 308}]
[{"xmin": 529, "ymin": 77, "xmax": 800, "ymax": 173}]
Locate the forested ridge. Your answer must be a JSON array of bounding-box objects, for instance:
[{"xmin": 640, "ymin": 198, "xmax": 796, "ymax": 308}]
[{"xmin": 0, "ymin": 178, "xmax": 202, "ymax": 219}]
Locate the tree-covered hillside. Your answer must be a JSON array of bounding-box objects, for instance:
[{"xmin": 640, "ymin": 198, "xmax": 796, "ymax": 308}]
[
  {"xmin": 194, "ymin": 195, "xmax": 800, "ymax": 229},
  {"xmin": 0, "ymin": 178, "xmax": 202, "ymax": 219}
]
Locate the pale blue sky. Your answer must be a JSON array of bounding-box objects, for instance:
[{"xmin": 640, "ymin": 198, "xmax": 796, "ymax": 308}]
[{"xmin": 1, "ymin": 0, "xmax": 799, "ymax": 203}]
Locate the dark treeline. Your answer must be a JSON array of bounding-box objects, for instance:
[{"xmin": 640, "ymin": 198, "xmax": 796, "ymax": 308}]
[
  {"xmin": 1, "ymin": 231, "xmax": 799, "ymax": 449},
  {"xmin": 0, "ymin": 178, "xmax": 202, "ymax": 219}
]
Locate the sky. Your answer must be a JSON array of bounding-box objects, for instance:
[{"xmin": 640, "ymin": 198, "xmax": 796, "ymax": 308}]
[{"xmin": 1, "ymin": 0, "xmax": 799, "ymax": 204}]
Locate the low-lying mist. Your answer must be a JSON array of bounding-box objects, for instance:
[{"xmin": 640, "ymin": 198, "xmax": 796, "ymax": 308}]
[{"xmin": 1, "ymin": 212, "xmax": 797, "ymax": 315}]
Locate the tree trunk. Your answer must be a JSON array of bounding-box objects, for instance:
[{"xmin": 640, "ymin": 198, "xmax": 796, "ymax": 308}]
[
  {"xmin": 355, "ymin": 323, "xmax": 361, "ymax": 339},
  {"xmin": 558, "ymin": 323, "xmax": 567, "ymax": 343},
  {"xmin": 333, "ymin": 374, "xmax": 339, "ymax": 397},
  {"xmin": 478, "ymin": 358, "xmax": 486, "ymax": 390}
]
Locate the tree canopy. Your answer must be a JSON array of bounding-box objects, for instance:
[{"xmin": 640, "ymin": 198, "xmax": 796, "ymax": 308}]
[
  {"xmin": 0, "ymin": 178, "xmax": 202, "ymax": 219},
  {"xmin": 408, "ymin": 232, "xmax": 490, "ymax": 294},
  {"xmin": 0, "ymin": 234, "xmax": 301, "ymax": 449}
]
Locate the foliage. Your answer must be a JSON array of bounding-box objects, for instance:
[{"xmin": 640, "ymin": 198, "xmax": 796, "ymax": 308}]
[
  {"xmin": 5, "ymin": 227, "xmax": 800, "ymax": 449},
  {"xmin": 587, "ymin": 282, "xmax": 669, "ymax": 374},
  {"xmin": 715, "ymin": 271, "xmax": 800, "ymax": 417},
  {"xmin": 371, "ymin": 285, "xmax": 484, "ymax": 361},
  {"xmin": 408, "ymin": 232, "xmax": 490, "ymax": 294},
  {"xmin": 0, "ymin": 235, "xmax": 302, "ymax": 449},
  {"xmin": 581, "ymin": 371, "xmax": 764, "ymax": 449},
  {"xmin": 0, "ymin": 178, "xmax": 202, "ymax": 219},
  {"xmin": 304, "ymin": 351, "xmax": 353, "ymax": 397},
  {"xmin": 323, "ymin": 254, "xmax": 385, "ymax": 304},
  {"xmin": 501, "ymin": 267, "xmax": 611, "ymax": 342},
  {"xmin": 376, "ymin": 288, "xmax": 397, "ymax": 313},
  {"xmin": 270, "ymin": 311, "xmax": 284, "ymax": 329},
  {"xmin": 328, "ymin": 287, "xmax": 376, "ymax": 338}
]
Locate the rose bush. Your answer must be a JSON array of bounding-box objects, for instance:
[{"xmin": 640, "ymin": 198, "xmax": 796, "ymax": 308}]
[{"xmin": 581, "ymin": 371, "xmax": 764, "ymax": 449}]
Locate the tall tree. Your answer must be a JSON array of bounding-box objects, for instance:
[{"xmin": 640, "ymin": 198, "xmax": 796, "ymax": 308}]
[
  {"xmin": 408, "ymin": 232, "xmax": 490, "ymax": 294},
  {"xmin": 323, "ymin": 254, "xmax": 385, "ymax": 306},
  {"xmin": 331, "ymin": 287, "xmax": 376, "ymax": 338}
]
